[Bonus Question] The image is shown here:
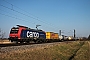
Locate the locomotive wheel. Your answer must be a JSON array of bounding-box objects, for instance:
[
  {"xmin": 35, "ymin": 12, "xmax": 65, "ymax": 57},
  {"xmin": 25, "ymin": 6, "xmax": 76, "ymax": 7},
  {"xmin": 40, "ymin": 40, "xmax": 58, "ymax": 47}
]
[
  {"xmin": 35, "ymin": 40, "xmax": 42, "ymax": 43},
  {"xmin": 11, "ymin": 40, "xmax": 13, "ymax": 42},
  {"xmin": 35, "ymin": 40, "xmax": 39, "ymax": 43},
  {"xmin": 20, "ymin": 41, "xmax": 23, "ymax": 44},
  {"xmin": 59, "ymin": 39, "xmax": 63, "ymax": 42},
  {"xmin": 16, "ymin": 41, "xmax": 18, "ymax": 44},
  {"xmin": 26, "ymin": 41, "xmax": 30, "ymax": 43}
]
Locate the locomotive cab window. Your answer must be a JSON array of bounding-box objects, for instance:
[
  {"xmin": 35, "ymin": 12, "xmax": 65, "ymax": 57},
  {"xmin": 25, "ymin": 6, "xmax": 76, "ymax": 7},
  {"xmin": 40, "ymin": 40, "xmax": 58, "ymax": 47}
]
[{"xmin": 10, "ymin": 28, "xmax": 19, "ymax": 34}]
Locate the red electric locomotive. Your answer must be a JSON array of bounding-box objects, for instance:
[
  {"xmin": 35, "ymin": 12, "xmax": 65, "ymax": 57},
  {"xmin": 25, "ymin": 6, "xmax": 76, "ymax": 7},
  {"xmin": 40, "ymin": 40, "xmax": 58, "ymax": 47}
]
[
  {"xmin": 8, "ymin": 25, "xmax": 46, "ymax": 43},
  {"xmin": 9, "ymin": 25, "xmax": 28, "ymax": 43}
]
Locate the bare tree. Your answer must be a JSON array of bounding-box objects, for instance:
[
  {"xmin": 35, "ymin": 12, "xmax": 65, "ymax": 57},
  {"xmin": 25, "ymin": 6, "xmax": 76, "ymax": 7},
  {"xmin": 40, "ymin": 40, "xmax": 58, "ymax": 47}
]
[{"xmin": 0, "ymin": 28, "xmax": 6, "ymax": 39}]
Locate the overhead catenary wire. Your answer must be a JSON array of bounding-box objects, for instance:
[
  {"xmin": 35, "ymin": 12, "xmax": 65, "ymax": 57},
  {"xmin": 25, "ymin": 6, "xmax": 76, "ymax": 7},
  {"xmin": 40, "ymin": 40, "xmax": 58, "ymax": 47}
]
[
  {"xmin": 0, "ymin": 3, "xmax": 49, "ymax": 26},
  {"xmin": 0, "ymin": 4, "xmax": 37, "ymax": 20},
  {"xmin": 0, "ymin": 8, "xmax": 34, "ymax": 23},
  {"xmin": 3, "ymin": 0, "xmax": 39, "ymax": 18},
  {"xmin": 2, "ymin": 0, "xmax": 61, "ymax": 30},
  {"xmin": 0, "ymin": 4, "xmax": 59, "ymax": 30},
  {"xmin": 0, "ymin": 12, "xmax": 35, "ymax": 24},
  {"xmin": 2, "ymin": 0, "xmax": 52, "ymax": 23},
  {"xmin": 0, "ymin": 4, "xmax": 35, "ymax": 21},
  {"xmin": 0, "ymin": 8, "xmax": 57, "ymax": 31},
  {"xmin": 0, "ymin": 8, "xmax": 19, "ymax": 18},
  {"xmin": 0, "ymin": 12, "xmax": 56, "ymax": 31}
]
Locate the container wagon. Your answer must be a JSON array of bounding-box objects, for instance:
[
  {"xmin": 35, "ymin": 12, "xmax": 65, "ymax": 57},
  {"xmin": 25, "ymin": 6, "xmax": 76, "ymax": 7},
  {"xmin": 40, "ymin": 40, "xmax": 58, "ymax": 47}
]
[
  {"xmin": 46, "ymin": 32, "xmax": 59, "ymax": 42},
  {"xmin": 54, "ymin": 33, "xmax": 59, "ymax": 40}
]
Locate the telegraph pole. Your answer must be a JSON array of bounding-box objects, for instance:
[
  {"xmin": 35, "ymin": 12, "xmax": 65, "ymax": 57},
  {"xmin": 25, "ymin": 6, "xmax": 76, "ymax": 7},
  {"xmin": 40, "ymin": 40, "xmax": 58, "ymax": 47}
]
[
  {"xmin": 59, "ymin": 30, "xmax": 61, "ymax": 36},
  {"xmin": 74, "ymin": 29, "xmax": 76, "ymax": 39}
]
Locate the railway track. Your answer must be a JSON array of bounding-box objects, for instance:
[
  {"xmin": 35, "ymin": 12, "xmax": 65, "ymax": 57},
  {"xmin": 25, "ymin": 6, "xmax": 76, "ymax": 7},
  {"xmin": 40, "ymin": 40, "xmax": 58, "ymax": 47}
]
[
  {"xmin": 0, "ymin": 40, "xmax": 76, "ymax": 47},
  {"xmin": 0, "ymin": 41, "xmax": 65, "ymax": 54},
  {"xmin": 0, "ymin": 43, "xmax": 35, "ymax": 47}
]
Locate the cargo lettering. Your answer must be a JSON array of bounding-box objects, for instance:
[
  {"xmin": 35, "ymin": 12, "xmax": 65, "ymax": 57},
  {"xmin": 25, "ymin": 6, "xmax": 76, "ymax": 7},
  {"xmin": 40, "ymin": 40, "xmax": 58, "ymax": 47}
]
[{"xmin": 27, "ymin": 31, "xmax": 39, "ymax": 38}]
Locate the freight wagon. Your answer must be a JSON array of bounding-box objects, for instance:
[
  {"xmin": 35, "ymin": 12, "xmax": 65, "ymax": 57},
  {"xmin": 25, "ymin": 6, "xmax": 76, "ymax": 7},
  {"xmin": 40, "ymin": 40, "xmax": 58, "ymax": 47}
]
[
  {"xmin": 9, "ymin": 25, "xmax": 46, "ymax": 43},
  {"xmin": 59, "ymin": 35, "xmax": 68, "ymax": 41},
  {"xmin": 59, "ymin": 35, "xmax": 74, "ymax": 41},
  {"xmin": 46, "ymin": 32, "xmax": 59, "ymax": 42}
]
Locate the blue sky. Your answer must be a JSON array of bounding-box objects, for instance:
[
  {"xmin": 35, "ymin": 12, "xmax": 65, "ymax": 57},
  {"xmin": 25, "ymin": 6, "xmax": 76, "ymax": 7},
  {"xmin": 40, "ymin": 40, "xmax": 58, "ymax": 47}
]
[{"xmin": 0, "ymin": 0, "xmax": 90, "ymax": 38}]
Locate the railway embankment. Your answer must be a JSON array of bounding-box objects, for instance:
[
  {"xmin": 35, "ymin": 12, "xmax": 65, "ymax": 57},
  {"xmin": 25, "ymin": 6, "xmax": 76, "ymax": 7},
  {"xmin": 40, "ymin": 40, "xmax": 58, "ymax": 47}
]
[{"xmin": 0, "ymin": 41, "xmax": 89, "ymax": 60}]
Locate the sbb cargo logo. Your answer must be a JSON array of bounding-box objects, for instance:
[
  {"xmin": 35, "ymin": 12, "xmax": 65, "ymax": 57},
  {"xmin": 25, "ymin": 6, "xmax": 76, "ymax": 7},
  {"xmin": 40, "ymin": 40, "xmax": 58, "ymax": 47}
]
[{"xmin": 27, "ymin": 31, "xmax": 39, "ymax": 38}]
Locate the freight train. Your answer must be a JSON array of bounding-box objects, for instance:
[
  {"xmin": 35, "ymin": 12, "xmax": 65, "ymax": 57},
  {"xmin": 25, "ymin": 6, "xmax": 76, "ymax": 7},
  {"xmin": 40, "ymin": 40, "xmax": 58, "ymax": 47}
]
[{"xmin": 8, "ymin": 25, "xmax": 74, "ymax": 43}]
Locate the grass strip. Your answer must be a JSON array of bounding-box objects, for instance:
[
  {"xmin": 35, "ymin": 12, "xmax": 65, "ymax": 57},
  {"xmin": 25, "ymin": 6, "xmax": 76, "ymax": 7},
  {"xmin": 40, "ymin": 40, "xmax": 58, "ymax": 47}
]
[
  {"xmin": 72, "ymin": 41, "xmax": 89, "ymax": 60},
  {"xmin": 0, "ymin": 41, "xmax": 87, "ymax": 60}
]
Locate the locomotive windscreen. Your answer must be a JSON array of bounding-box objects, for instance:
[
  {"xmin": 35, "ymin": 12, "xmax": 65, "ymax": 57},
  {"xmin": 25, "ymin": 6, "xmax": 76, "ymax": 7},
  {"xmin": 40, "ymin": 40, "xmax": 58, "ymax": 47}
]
[{"xmin": 10, "ymin": 28, "xmax": 19, "ymax": 34}]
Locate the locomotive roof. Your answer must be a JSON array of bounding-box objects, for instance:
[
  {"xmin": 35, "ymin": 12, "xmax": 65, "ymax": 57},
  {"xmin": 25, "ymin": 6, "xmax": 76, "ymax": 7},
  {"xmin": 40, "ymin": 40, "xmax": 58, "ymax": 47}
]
[
  {"xmin": 12, "ymin": 25, "xmax": 45, "ymax": 32},
  {"xmin": 16, "ymin": 25, "xmax": 28, "ymax": 28},
  {"xmin": 26, "ymin": 28, "xmax": 44, "ymax": 32}
]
